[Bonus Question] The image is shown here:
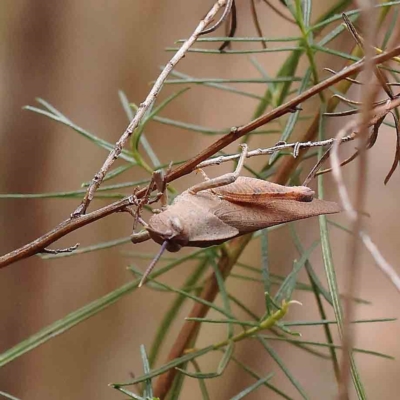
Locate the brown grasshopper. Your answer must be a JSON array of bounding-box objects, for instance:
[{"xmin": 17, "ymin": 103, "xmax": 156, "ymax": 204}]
[{"xmin": 132, "ymin": 144, "xmax": 341, "ymax": 286}]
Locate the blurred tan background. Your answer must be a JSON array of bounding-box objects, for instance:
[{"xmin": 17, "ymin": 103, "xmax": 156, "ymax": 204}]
[{"xmin": 0, "ymin": 1, "xmax": 399, "ymax": 399}]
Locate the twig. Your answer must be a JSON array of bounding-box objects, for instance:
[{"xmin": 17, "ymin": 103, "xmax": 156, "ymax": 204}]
[
  {"xmin": 197, "ymin": 135, "xmax": 355, "ymax": 169},
  {"xmin": 316, "ymin": 117, "xmax": 383, "ymax": 180},
  {"xmin": 359, "ymin": 231, "xmax": 400, "ymax": 292},
  {"xmin": 303, "ymin": 145, "xmax": 334, "ymax": 187},
  {"xmin": 337, "ymin": 3, "xmax": 378, "ymax": 399},
  {"xmin": 166, "ymin": 46, "xmax": 400, "ymax": 186},
  {"xmin": 324, "ymin": 68, "xmax": 362, "ymax": 85},
  {"xmin": 219, "ymin": 0, "xmax": 237, "ymax": 52},
  {"xmin": 328, "ymin": 116, "xmax": 400, "ymax": 300},
  {"xmin": 199, "ymin": 0, "xmax": 233, "ymax": 35},
  {"xmin": 330, "ymin": 121, "xmax": 360, "ymax": 220},
  {"xmin": 384, "ymin": 111, "xmax": 400, "ymax": 184},
  {"xmin": 1, "ymin": 46, "xmax": 400, "ymax": 270},
  {"xmin": 250, "ymin": 0, "xmax": 267, "ymax": 49},
  {"xmin": 72, "ymin": 0, "xmax": 228, "ymax": 217},
  {"xmin": 0, "ymin": 195, "xmax": 139, "ymax": 268},
  {"xmin": 342, "ymin": 13, "xmax": 394, "ymax": 100},
  {"xmin": 40, "ymin": 243, "xmax": 80, "ymax": 255},
  {"xmin": 330, "ymin": 93, "xmax": 389, "ymax": 108}
]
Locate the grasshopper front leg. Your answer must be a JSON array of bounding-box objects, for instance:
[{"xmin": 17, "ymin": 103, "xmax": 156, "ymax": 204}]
[
  {"xmin": 131, "ymin": 168, "xmax": 170, "ymax": 239},
  {"xmin": 152, "ymin": 166, "xmax": 172, "ymax": 210},
  {"xmin": 131, "ymin": 230, "xmax": 150, "ymax": 244},
  {"xmin": 189, "ymin": 144, "xmax": 248, "ymax": 194}
]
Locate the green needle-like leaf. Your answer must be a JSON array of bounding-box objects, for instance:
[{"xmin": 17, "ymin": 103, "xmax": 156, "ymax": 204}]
[
  {"xmin": 259, "ymin": 337, "xmax": 310, "ymax": 399},
  {"xmin": 140, "ymin": 344, "xmax": 154, "ymax": 399},
  {"xmin": 229, "ymin": 373, "xmax": 274, "ymax": 400},
  {"xmin": 274, "ymin": 241, "xmax": 319, "ymax": 304}
]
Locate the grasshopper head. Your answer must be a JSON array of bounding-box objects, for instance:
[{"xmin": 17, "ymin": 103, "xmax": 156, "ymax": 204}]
[
  {"xmin": 146, "ymin": 213, "xmax": 187, "ymax": 252},
  {"xmin": 138, "ymin": 214, "xmax": 187, "ymax": 287}
]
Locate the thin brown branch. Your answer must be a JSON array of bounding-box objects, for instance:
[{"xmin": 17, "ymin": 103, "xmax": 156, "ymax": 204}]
[
  {"xmin": 219, "ymin": 0, "xmax": 237, "ymax": 52},
  {"xmin": 303, "ymin": 144, "xmax": 334, "ymax": 186},
  {"xmin": 197, "ymin": 134, "xmax": 356, "ymax": 169},
  {"xmin": 330, "ymin": 121, "xmax": 359, "ymax": 219},
  {"xmin": 167, "ymin": 45, "xmax": 400, "ymax": 185},
  {"xmin": 325, "ymin": 68, "xmax": 362, "ymax": 85},
  {"xmin": 384, "ymin": 112, "xmax": 400, "ymax": 184},
  {"xmin": 1, "ymin": 47, "xmax": 400, "ymax": 270},
  {"xmin": 199, "ymin": 0, "xmax": 233, "ymax": 35},
  {"xmin": 250, "ymin": 0, "xmax": 267, "ymax": 49},
  {"xmin": 359, "ymin": 231, "xmax": 400, "ymax": 292},
  {"xmin": 316, "ymin": 116, "xmax": 382, "ymax": 179},
  {"xmin": 338, "ymin": 3, "xmax": 377, "ymax": 399},
  {"xmin": 41, "ymin": 243, "xmax": 80, "ymax": 255},
  {"xmin": 72, "ymin": 0, "xmax": 228, "ymax": 217},
  {"xmin": 330, "ymin": 93, "xmax": 388, "ymax": 108},
  {"xmin": 342, "ymin": 13, "xmax": 394, "ymax": 99},
  {"xmin": 0, "ymin": 195, "xmax": 138, "ymax": 268}
]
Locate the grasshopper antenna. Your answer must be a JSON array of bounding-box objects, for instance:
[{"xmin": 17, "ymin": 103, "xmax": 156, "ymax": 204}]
[{"xmin": 138, "ymin": 240, "xmax": 168, "ymax": 288}]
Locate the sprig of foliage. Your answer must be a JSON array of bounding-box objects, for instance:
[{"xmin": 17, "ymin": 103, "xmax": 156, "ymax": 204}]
[{"xmin": 1, "ymin": 1, "xmax": 400, "ymax": 399}]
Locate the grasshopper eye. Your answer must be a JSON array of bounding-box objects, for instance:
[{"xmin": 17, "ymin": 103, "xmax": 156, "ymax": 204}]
[
  {"xmin": 162, "ymin": 229, "xmax": 173, "ymax": 237},
  {"xmin": 169, "ymin": 216, "xmax": 183, "ymax": 233}
]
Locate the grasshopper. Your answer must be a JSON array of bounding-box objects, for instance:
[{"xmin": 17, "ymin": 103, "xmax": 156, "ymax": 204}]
[{"xmin": 132, "ymin": 144, "xmax": 341, "ymax": 286}]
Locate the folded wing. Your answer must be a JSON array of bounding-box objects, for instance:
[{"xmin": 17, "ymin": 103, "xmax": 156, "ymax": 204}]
[{"xmin": 212, "ymin": 176, "xmax": 315, "ymax": 203}]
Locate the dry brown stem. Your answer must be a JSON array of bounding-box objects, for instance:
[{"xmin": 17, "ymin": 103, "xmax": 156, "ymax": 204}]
[
  {"xmin": 336, "ymin": 3, "xmax": 400, "ymax": 398},
  {"xmin": 72, "ymin": 0, "xmax": 229, "ymax": 217},
  {"xmin": 1, "ymin": 45, "xmax": 400, "ymax": 270}
]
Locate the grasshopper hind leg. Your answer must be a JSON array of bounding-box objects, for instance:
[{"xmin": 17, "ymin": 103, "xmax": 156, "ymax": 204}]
[{"xmin": 189, "ymin": 144, "xmax": 248, "ymax": 194}]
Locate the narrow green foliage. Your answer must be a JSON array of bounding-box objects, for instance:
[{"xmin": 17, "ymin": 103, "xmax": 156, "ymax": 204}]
[
  {"xmin": 140, "ymin": 345, "xmax": 154, "ymax": 398},
  {"xmin": 210, "ymin": 256, "xmax": 234, "ymax": 339},
  {"xmin": 131, "ymin": 87, "xmax": 190, "ymax": 158},
  {"xmin": 148, "ymin": 259, "xmax": 208, "ymax": 366},
  {"xmin": 274, "ymin": 241, "xmax": 319, "ymax": 304},
  {"xmin": 163, "ymin": 77, "xmax": 302, "ymax": 84},
  {"xmin": 119, "ymin": 90, "xmax": 160, "ymax": 168},
  {"xmin": 259, "ymin": 335, "xmax": 394, "ymax": 360},
  {"xmin": 113, "ymin": 346, "xmax": 214, "ymax": 386},
  {"xmin": 176, "ymin": 342, "xmax": 234, "ymax": 379},
  {"xmin": 290, "ymin": 224, "xmax": 340, "ymax": 379},
  {"xmin": 228, "ymin": 352, "xmax": 292, "ymax": 399},
  {"xmin": 24, "ymin": 100, "xmax": 135, "ymax": 163},
  {"xmin": 260, "ymin": 229, "xmax": 273, "ymax": 314},
  {"xmin": 381, "ymin": 6, "xmax": 399, "ymax": 49},
  {"xmin": 112, "ymin": 386, "xmax": 145, "ymax": 400},
  {"xmin": 317, "ymin": 114, "xmax": 367, "ymax": 398},
  {"xmin": 229, "ymin": 373, "xmax": 274, "ymax": 400},
  {"xmin": 269, "ymin": 68, "xmax": 311, "ymax": 164},
  {"xmin": 283, "ymin": 318, "xmax": 396, "ymax": 327},
  {"xmin": 190, "ymin": 360, "xmax": 211, "ymax": 400},
  {"xmin": 39, "ymin": 237, "xmax": 131, "ymax": 259},
  {"xmin": 168, "ymin": 69, "xmax": 264, "ymax": 99},
  {"xmin": 170, "ymin": 47, "xmax": 304, "ymax": 54},
  {"xmin": 177, "ymin": 36, "xmax": 301, "ymax": 43},
  {"xmin": 258, "ymin": 337, "xmax": 310, "ymax": 400}
]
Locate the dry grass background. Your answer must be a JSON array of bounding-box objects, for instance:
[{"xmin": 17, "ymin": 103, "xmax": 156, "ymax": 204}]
[{"xmin": 0, "ymin": 1, "xmax": 399, "ymax": 399}]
